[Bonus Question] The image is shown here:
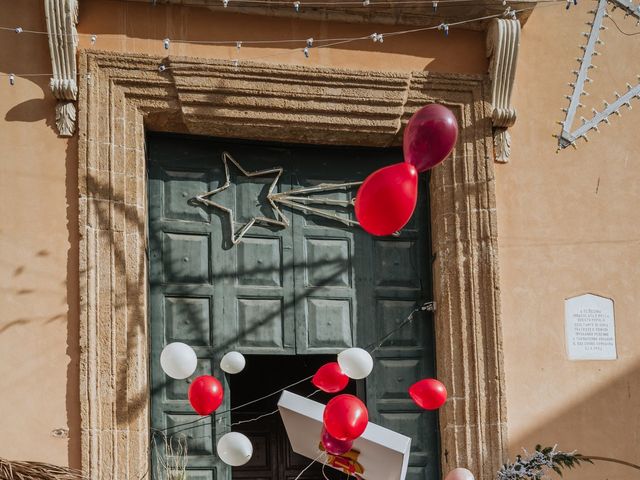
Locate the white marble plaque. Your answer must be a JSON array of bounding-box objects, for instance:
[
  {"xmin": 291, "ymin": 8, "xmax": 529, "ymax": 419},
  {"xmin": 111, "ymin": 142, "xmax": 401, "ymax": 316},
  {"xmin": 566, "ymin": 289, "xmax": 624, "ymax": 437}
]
[{"xmin": 565, "ymin": 294, "xmax": 617, "ymax": 360}]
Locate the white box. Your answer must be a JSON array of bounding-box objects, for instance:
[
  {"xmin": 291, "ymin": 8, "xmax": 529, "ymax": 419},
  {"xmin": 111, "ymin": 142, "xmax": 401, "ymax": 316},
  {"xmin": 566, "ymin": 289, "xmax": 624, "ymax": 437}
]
[{"xmin": 277, "ymin": 390, "xmax": 411, "ymax": 480}]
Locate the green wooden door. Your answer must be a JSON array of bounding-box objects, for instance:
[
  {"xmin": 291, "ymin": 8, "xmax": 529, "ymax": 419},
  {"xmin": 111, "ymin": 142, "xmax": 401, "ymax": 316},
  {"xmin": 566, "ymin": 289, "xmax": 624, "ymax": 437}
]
[{"xmin": 148, "ymin": 133, "xmax": 438, "ymax": 480}]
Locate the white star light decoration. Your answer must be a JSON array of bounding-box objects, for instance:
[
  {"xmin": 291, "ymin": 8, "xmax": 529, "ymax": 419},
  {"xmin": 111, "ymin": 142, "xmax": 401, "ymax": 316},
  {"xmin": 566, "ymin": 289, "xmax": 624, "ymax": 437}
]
[
  {"xmin": 193, "ymin": 152, "xmax": 362, "ymax": 245},
  {"xmin": 557, "ymin": 0, "xmax": 640, "ymax": 149},
  {"xmin": 193, "ymin": 153, "xmax": 289, "ymax": 245}
]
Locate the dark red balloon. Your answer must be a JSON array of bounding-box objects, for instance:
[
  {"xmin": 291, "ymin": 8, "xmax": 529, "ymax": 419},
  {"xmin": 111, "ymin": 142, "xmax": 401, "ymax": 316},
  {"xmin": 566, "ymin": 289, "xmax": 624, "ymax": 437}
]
[
  {"xmin": 323, "ymin": 394, "xmax": 369, "ymax": 441},
  {"xmin": 403, "ymin": 104, "xmax": 458, "ymax": 173},
  {"xmin": 409, "ymin": 378, "xmax": 447, "ymax": 410},
  {"xmin": 312, "ymin": 362, "xmax": 349, "ymax": 393},
  {"xmin": 321, "ymin": 427, "xmax": 353, "ymax": 455},
  {"xmin": 188, "ymin": 375, "xmax": 224, "ymax": 415},
  {"xmin": 355, "ymin": 162, "xmax": 418, "ymax": 236}
]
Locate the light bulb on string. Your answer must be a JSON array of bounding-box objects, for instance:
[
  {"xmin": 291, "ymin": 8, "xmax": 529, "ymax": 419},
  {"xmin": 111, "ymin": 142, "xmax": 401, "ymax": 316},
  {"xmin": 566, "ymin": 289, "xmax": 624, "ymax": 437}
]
[
  {"xmin": 439, "ymin": 23, "xmax": 449, "ymax": 36},
  {"xmin": 236, "ymin": 41, "xmax": 242, "ymax": 51},
  {"xmin": 370, "ymin": 33, "xmax": 384, "ymax": 43},
  {"xmin": 158, "ymin": 64, "xmax": 167, "ymax": 72},
  {"xmin": 223, "ymin": 0, "xmax": 229, "ymax": 7},
  {"xmin": 163, "ymin": 38, "xmax": 170, "ymax": 50},
  {"xmin": 293, "ymin": 1, "xmax": 300, "ymax": 11},
  {"xmin": 14, "ymin": 27, "xmax": 23, "ymax": 34},
  {"xmin": 232, "ymin": 59, "xmax": 239, "ymax": 69},
  {"xmin": 90, "ymin": 34, "xmax": 97, "ymax": 45},
  {"xmin": 432, "ymin": 1, "xmax": 438, "ymax": 12},
  {"xmin": 363, "ymin": 0, "xmax": 370, "ymax": 5},
  {"xmin": 9, "ymin": 74, "xmax": 15, "ymax": 86},
  {"xmin": 303, "ymin": 46, "xmax": 310, "ymax": 58}
]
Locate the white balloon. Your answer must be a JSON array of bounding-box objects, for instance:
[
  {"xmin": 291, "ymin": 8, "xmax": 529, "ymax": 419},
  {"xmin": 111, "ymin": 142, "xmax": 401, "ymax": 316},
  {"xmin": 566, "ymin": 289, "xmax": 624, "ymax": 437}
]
[
  {"xmin": 444, "ymin": 468, "xmax": 475, "ymax": 480},
  {"xmin": 337, "ymin": 347, "xmax": 373, "ymax": 380},
  {"xmin": 220, "ymin": 351, "xmax": 246, "ymax": 374},
  {"xmin": 217, "ymin": 432, "xmax": 253, "ymax": 466},
  {"xmin": 160, "ymin": 342, "xmax": 197, "ymax": 379}
]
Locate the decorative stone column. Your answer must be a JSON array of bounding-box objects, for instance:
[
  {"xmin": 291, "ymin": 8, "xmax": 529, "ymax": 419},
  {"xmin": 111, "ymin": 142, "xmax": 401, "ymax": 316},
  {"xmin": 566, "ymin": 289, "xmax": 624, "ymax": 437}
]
[
  {"xmin": 44, "ymin": 0, "xmax": 79, "ymax": 136},
  {"xmin": 486, "ymin": 17, "xmax": 521, "ymax": 163}
]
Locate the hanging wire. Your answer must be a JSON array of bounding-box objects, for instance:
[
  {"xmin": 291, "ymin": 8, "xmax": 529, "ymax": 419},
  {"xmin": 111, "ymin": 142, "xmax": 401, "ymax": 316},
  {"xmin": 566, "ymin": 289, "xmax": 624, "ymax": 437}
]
[{"xmin": 0, "ymin": 0, "xmax": 569, "ymax": 81}]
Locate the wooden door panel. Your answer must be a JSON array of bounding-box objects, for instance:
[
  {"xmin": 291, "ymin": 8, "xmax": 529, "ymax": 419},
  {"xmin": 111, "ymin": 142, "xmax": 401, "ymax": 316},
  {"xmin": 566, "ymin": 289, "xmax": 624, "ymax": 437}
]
[
  {"xmin": 149, "ymin": 135, "xmax": 438, "ymax": 480},
  {"xmin": 164, "ymin": 296, "xmax": 212, "ymax": 346}
]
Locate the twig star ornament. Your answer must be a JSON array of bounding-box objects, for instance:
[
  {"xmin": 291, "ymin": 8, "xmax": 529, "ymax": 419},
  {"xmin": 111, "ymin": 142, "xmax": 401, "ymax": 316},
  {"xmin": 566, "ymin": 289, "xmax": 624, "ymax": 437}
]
[
  {"xmin": 192, "ymin": 152, "xmax": 363, "ymax": 245},
  {"xmin": 193, "ymin": 152, "xmax": 289, "ymax": 245}
]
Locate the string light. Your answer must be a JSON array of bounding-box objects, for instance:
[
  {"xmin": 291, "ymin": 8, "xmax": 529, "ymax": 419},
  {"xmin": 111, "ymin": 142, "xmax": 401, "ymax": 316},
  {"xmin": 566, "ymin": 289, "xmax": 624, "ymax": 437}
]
[
  {"xmin": 223, "ymin": 0, "xmax": 229, "ymax": 6},
  {"xmin": 363, "ymin": 0, "xmax": 370, "ymax": 5},
  {"xmin": 0, "ymin": 1, "xmax": 573, "ymax": 81},
  {"xmin": 432, "ymin": 0, "xmax": 438, "ymax": 11},
  {"xmin": 90, "ymin": 34, "xmax": 97, "ymax": 45},
  {"xmin": 370, "ymin": 32, "xmax": 384, "ymax": 42},
  {"xmin": 565, "ymin": 0, "xmax": 577, "ymax": 9},
  {"xmin": 14, "ymin": 27, "xmax": 23, "ymax": 34},
  {"xmin": 236, "ymin": 40, "xmax": 242, "ymax": 51},
  {"xmin": 294, "ymin": 0, "xmax": 301, "ymax": 11},
  {"xmin": 9, "ymin": 74, "xmax": 14, "ymax": 85}
]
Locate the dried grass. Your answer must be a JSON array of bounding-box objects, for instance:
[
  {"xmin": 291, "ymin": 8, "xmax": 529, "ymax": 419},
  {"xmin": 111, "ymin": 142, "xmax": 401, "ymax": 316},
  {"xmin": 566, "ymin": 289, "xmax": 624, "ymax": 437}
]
[{"xmin": 0, "ymin": 458, "xmax": 86, "ymax": 480}]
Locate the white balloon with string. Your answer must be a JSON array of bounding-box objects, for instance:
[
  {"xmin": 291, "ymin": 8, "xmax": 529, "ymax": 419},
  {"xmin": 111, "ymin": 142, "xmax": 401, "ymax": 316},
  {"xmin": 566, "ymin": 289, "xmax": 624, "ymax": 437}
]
[
  {"xmin": 217, "ymin": 432, "xmax": 253, "ymax": 466},
  {"xmin": 337, "ymin": 347, "xmax": 373, "ymax": 380},
  {"xmin": 160, "ymin": 342, "xmax": 198, "ymax": 379},
  {"xmin": 220, "ymin": 351, "xmax": 246, "ymax": 374},
  {"xmin": 445, "ymin": 468, "xmax": 475, "ymax": 480}
]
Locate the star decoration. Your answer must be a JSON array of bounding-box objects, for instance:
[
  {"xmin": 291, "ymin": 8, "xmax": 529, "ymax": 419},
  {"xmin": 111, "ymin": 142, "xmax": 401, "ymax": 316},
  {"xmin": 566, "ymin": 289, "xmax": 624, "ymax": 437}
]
[{"xmin": 193, "ymin": 152, "xmax": 289, "ymax": 245}]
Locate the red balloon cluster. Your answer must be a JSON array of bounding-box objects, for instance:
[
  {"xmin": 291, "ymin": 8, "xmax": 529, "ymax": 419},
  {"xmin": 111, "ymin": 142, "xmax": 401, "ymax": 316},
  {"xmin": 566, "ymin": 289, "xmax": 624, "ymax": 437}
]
[
  {"xmin": 409, "ymin": 378, "xmax": 447, "ymax": 410},
  {"xmin": 323, "ymin": 394, "xmax": 369, "ymax": 442},
  {"xmin": 355, "ymin": 104, "xmax": 458, "ymax": 236},
  {"xmin": 188, "ymin": 375, "xmax": 224, "ymax": 415},
  {"xmin": 312, "ymin": 362, "xmax": 349, "ymax": 393}
]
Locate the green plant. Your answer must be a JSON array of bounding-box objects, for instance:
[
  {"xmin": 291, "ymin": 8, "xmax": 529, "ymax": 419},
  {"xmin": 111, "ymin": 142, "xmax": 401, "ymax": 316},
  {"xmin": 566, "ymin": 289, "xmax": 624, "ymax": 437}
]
[{"xmin": 498, "ymin": 445, "xmax": 640, "ymax": 480}]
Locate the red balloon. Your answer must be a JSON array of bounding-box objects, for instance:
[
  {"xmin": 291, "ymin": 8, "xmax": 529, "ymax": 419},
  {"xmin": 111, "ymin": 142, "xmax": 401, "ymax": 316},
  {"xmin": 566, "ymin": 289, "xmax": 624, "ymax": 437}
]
[
  {"xmin": 409, "ymin": 378, "xmax": 447, "ymax": 410},
  {"xmin": 403, "ymin": 104, "xmax": 458, "ymax": 173},
  {"xmin": 321, "ymin": 427, "xmax": 353, "ymax": 455},
  {"xmin": 323, "ymin": 394, "xmax": 369, "ymax": 441},
  {"xmin": 188, "ymin": 375, "xmax": 224, "ymax": 415},
  {"xmin": 355, "ymin": 162, "xmax": 418, "ymax": 236},
  {"xmin": 312, "ymin": 362, "xmax": 349, "ymax": 393}
]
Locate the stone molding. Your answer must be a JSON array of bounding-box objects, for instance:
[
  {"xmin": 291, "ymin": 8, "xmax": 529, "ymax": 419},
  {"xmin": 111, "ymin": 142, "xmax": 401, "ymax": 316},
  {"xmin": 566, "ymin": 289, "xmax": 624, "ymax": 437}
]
[
  {"xmin": 78, "ymin": 50, "xmax": 506, "ymax": 479},
  {"xmin": 486, "ymin": 17, "xmax": 521, "ymax": 163},
  {"xmin": 44, "ymin": 0, "xmax": 79, "ymax": 136}
]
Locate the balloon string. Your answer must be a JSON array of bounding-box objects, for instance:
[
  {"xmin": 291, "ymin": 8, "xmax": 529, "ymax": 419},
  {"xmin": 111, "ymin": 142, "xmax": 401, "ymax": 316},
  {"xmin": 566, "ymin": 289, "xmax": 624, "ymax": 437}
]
[
  {"xmin": 322, "ymin": 459, "xmax": 331, "ymax": 480},
  {"xmin": 294, "ymin": 452, "xmax": 326, "ymax": 480},
  {"xmin": 156, "ymin": 300, "xmax": 433, "ymax": 434},
  {"xmin": 160, "ymin": 389, "xmax": 322, "ymax": 440},
  {"xmin": 155, "ymin": 374, "xmax": 316, "ymax": 433}
]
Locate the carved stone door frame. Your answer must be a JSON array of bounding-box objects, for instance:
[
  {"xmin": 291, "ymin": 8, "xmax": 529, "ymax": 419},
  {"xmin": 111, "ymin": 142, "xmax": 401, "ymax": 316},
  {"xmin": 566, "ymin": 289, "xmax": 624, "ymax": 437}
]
[{"xmin": 77, "ymin": 50, "xmax": 505, "ymax": 479}]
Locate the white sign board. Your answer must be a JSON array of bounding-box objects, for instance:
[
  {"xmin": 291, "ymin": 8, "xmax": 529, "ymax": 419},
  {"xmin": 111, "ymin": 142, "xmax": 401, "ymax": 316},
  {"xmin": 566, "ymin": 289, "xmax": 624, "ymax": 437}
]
[
  {"xmin": 565, "ymin": 294, "xmax": 617, "ymax": 360},
  {"xmin": 278, "ymin": 390, "xmax": 411, "ymax": 480}
]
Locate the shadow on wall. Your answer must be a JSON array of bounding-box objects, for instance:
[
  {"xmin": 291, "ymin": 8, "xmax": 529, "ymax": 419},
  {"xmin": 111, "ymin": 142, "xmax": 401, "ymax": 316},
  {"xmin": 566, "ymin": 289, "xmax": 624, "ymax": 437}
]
[
  {"xmin": 4, "ymin": 94, "xmax": 55, "ymax": 131},
  {"xmin": 509, "ymin": 360, "xmax": 640, "ymax": 480}
]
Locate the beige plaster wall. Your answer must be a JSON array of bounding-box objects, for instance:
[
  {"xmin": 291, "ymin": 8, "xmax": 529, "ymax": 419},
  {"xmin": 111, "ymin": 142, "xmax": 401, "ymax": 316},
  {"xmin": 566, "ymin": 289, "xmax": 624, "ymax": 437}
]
[
  {"xmin": 0, "ymin": 0, "xmax": 638, "ymax": 477},
  {"xmin": 0, "ymin": 0, "xmax": 81, "ymax": 468},
  {"xmin": 500, "ymin": 4, "xmax": 640, "ymax": 479}
]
